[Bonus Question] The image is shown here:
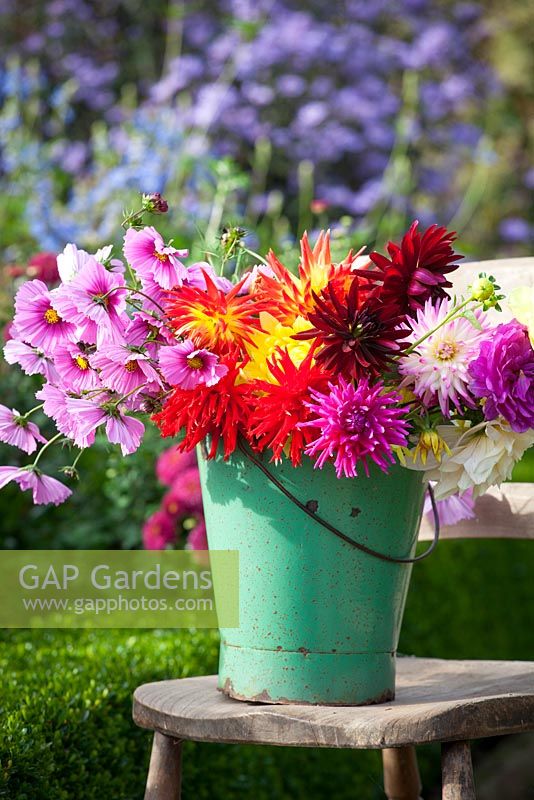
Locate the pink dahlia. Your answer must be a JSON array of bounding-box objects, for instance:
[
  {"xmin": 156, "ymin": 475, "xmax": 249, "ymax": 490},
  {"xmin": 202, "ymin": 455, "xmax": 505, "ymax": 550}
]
[
  {"xmin": 156, "ymin": 445, "xmax": 197, "ymax": 486},
  {"xmin": 142, "ymin": 510, "xmax": 176, "ymax": 550},
  {"xmin": 186, "ymin": 519, "xmax": 208, "ymax": 550},
  {"xmin": 13, "ymin": 279, "xmax": 77, "ymax": 352},
  {"xmin": 469, "ymin": 320, "xmax": 534, "ymax": 433},
  {"xmin": 91, "ymin": 344, "xmax": 162, "ymax": 396},
  {"xmin": 123, "ymin": 226, "xmax": 188, "ymax": 290},
  {"xmin": 0, "ymin": 405, "xmax": 46, "ymax": 454},
  {"xmin": 168, "ymin": 467, "xmax": 203, "ymax": 510},
  {"xmin": 53, "ymin": 258, "xmax": 127, "ymax": 347},
  {"xmin": 4, "ymin": 339, "xmax": 58, "ymax": 383},
  {"xmin": 0, "ymin": 466, "xmax": 71, "ymax": 506},
  {"xmin": 54, "ymin": 344, "xmax": 101, "ymax": 392},
  {"xmin": 302, "ymin": 376, "xmax": 410, "ymax": 478},
  {"xmin": 158, "ymin": 340, "xmax": 228, "ymax": 390},
  {"xmin": 399, "ymin": 298, "xmax": 488, "ymax": 415}
]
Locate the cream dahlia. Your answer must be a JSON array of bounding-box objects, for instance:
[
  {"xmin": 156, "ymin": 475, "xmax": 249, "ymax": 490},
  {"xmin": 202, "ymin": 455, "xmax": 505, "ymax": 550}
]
[
  {"xmin": 425, "ymin": 419, "xmax": 534, "ymax": 499},
  {"xmin": 399, "ymin": 298, "xmax": 487, "ymax": 414}
]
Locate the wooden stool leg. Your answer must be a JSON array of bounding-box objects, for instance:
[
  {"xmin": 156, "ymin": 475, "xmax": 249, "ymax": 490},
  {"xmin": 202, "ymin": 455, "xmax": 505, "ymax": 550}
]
[
  {"xmin": 144, "ymin": 732, "xmax": 183, "ymax": 800},
  {"xmin": 441, "ymin": 740, "xmax": 476, "ymax": 800},
  {"xmin": 382, "ymin": 746, "xmax": 423, "ymax": 800}
]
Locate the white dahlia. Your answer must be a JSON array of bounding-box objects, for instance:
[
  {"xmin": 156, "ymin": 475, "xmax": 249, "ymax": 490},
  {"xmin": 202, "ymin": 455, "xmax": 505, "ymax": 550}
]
[
  {"xmin": 399, "ymin": 298, "xmax": 488, "ymax": 415},
  {"xmin": 426, "ymin": 419, "xmax": 534, "ymax": 499}
]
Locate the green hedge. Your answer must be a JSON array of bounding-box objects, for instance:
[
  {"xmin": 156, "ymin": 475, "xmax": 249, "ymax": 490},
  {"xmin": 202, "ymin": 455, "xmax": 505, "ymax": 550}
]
[{"xmin": 1, "ymin": 539, "xmax": 533, "ymax": 799}]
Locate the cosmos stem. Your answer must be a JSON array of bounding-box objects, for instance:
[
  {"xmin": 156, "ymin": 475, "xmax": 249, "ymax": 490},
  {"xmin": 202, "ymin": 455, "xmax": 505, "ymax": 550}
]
[
  {"xmin": 21, "ymin": 403, "xmax": 44, "ymax": 420},
  {"xmin": 31, "ymin": 432, "xmax": 64, "ymax": 468}
]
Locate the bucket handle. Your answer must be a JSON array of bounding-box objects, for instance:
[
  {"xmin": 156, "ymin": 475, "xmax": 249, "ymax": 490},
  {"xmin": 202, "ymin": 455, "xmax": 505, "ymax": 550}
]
[{"xmin": 235, "ymin": 439, "xmax": 440, "ymax": 565}]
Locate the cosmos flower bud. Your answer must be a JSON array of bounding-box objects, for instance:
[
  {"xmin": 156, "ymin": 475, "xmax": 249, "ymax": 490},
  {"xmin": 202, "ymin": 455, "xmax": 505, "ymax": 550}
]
[
  {"xmin": 141, "ymin": 192, "xmax": 169, "ymax": 214},
  {"xmin": 220, "ymin": 226, "xmax": 246, "ymax": 256}
]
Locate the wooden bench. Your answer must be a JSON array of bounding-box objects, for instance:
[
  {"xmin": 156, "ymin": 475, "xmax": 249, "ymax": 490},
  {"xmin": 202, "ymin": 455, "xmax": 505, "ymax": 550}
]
[{"xmin": 133, "ymin": 258, "xmax": 534, "ymax": 799}]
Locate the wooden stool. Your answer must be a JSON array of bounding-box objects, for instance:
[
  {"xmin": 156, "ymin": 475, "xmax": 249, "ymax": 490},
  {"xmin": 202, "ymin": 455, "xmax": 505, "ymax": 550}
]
[{"xmin": 133, "ymin": 657, "xmax": 534, "ymax": 799}]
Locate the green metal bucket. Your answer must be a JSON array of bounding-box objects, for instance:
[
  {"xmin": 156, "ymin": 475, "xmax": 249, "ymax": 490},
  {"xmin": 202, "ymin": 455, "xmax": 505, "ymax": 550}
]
[{"xmin": 197, "ymin": 447, "xmax": 426, "ymax": 705}]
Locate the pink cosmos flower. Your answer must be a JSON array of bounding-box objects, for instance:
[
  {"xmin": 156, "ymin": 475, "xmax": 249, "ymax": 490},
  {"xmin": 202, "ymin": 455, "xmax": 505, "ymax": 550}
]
[
  {"xmin": 184, "ymin": 261, "xmax": 233, "ymax": 293},
  {"xmin": 136, "ymin": 273, "xmax": 169, "ymax": 316},
  {"xmin": 399, "ymin": 298, "xmax": 488, "ymax": 415},
  {"xmin": 156, "ymin": 445, "xmax": 198, "ymax": 486},
  {"xmin": 237, "ymin": 263, "xmax": 276, "ymax": 295},
  {"xmin": 56, "ymin": 243, "xmax": 95, "ymax": 283},
  {"xmin": 302, "ymin": 376, "xmax": 410, "ymax": 478},
  {"xmin": 186, "ymin": 518, "xmax": 208, "ymax": 550},
  {"xmin": 124, "ymin": 314, "xmax": 168, "ymax": 351},
  {"xmin": 424, "ymin": 487, "xmax": 475, "ymax": 527},
  {"xmin": 35, "ymin": 384, "xmax": 96, "ymax": 448},
  {"xmin": 4, "ymin": 339, "xmax": 59, "ymax": 383},
  {"xmin": 90, "ymin": 344, "xmax": 162, "ymax": 396},
  {"xmin": 66, "ymin": 396, "xmax": 145, "ymax": 455},
  {"xmin": 13, "ymin": 279, "xmax": 77, "ymax": 352},
  {"xmin": 123, "ymin": 226, "xmax": 188, "ymax": 290},
  {"xmin": 142, "ymin": 510, "xmax": 176, "ymax": 549},
  {"xmin": 0, "ymin": 405, "xmax": 47, "ymax": 454},
  {"xmin": 0, "ymin": 466, "xmax": 72, "ymax": 505},
  {"xmin": 158, "ymin": 340, "xmax": 228, "ymax": 390},
  {"xmin": 53, "ymin": 259, "xmax": 127, "ymax": 347},
  {"xmin": 54, "ymin": 344, "xmax": 101, "ymax": 392}
]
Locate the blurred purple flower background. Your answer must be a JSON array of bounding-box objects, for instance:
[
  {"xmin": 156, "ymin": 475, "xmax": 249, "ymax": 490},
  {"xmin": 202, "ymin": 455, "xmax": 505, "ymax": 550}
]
[{"xmin": 1, "ymin": 0, "xmax": 532, "ymax": 266}]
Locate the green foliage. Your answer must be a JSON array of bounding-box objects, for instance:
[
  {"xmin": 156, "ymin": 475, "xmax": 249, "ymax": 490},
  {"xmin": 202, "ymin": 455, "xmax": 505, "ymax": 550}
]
[
  {"xmin": 0, "ymin": 628, "xmax": 383, "ymax": 800},
  {"xmin": 401, "ymin": 539, "xmax": 534, "ymax": 661}
]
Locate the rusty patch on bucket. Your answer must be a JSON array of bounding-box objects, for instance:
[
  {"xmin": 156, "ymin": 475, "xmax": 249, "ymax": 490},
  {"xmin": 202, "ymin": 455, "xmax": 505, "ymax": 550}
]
[{"xmin": 219, "ymin": 679, "xmax": 395, "ymax": 706}]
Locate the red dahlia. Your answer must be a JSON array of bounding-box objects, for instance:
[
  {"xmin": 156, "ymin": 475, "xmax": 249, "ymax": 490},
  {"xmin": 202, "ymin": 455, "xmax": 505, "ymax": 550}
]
[
  {"xmin": 294, "ymin": 277, "xmax": 409, "ymax": 380},
  {"xmin": 368, "ymin": 221, "xmax": 463, "ymax": 314},
  {"xmin": 246, "ymin": 348, "xmax": 331, "ymax": 467},
  {"xmin": 152, "ymin": 362, "xmax": 249, "ymax": 460}
]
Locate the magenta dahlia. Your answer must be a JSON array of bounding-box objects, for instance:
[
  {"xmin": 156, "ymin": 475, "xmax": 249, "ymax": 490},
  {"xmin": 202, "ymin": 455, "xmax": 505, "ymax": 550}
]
[
  {"xmin": 302, "ymin": 377, "xmax": 410, "ymax": 478},
  {"xmin": 469, "ymin": 320, "xmax": 534, "ymax": 432}
]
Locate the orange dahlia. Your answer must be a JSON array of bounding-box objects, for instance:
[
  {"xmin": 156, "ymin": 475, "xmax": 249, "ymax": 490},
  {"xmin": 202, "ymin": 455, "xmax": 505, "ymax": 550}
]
[
  {"xmin": 255, "ymin": 231, "xmax": 369, "ymax": 324},
  {"xmin": 165, "ymin": 269, "xmax": 265, "ymax": 355}
]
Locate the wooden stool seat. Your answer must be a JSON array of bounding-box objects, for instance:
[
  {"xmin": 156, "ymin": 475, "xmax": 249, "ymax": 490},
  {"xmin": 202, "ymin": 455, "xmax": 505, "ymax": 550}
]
[{"xmin": 133, "ymin": 657, "xmax": 534, "ymax": 750}]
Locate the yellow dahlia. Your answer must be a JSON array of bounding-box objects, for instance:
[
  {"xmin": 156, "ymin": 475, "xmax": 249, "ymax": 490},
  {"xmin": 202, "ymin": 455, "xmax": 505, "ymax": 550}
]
[{"xmin": 242, "ymin": 312, "xmax": 312, "ymax": 382}]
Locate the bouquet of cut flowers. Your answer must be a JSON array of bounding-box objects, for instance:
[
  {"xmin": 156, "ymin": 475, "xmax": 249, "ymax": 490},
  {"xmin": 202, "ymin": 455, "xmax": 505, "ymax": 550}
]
[{"xmin": 2, "ymin": 198, "xmax": 533, "ymax": 508}]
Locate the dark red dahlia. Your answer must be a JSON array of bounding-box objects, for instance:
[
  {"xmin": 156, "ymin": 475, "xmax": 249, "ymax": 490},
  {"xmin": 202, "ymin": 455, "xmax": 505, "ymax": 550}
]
[
  {"xmin": 294, "ymin": 277, "xmax": 409, "ymax": 380},
  {"xmin": 368, "ymin": 221, "xmax": 463, "ymax": 314}
]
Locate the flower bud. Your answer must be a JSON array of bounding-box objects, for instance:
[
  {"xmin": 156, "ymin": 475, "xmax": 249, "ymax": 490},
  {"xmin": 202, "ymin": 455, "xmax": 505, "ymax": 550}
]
[
  {"xmin": 142, "ymin": 192, "xmax": 169, "ymax": 214},
  {"xmin": 470, "ymin": 274, "xmax": 495, "ymax": 302},
  {"xmin": 220, "ymin": 226, "xmax": 246, "ymax": 255},
  {"xmin": 469, "ymin": 273, "xmax": 504, "ymax": 311}
]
